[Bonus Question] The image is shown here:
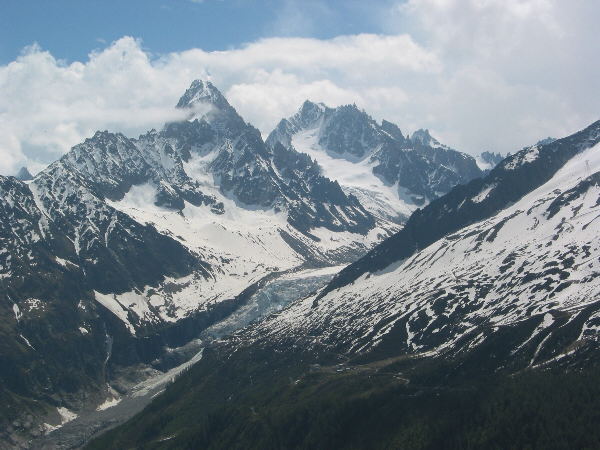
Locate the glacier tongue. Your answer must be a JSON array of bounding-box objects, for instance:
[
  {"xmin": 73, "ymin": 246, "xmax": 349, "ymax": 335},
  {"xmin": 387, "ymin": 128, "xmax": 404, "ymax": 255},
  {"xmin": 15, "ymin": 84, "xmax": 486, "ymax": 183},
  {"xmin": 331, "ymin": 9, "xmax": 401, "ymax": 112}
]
[{"xmin": 103, "ymin": 153, "xmax": 393, "ymax": 332}]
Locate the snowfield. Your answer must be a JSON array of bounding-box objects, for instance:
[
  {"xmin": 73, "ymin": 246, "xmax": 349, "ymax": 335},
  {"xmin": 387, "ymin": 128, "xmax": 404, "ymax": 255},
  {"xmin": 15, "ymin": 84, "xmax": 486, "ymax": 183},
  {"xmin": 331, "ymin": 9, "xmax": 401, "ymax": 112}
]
[
  {"xmin": 101, "ymin": 154, "xmax": 390, "ymax": 332},
  {"xmin": 292, "ymin": 127, "xmax": 416, "ymax": 221}
]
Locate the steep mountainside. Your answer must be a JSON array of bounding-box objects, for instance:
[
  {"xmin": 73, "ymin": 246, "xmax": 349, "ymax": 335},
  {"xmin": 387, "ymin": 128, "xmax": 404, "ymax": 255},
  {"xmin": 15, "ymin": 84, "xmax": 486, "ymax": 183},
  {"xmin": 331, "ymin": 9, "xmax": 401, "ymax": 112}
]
[
  {"xmin": 321, "ymin": 120, "xmax": 600, "ymax": 297},
  {"xmin": 0, "ymin": 81, "xmax": 404, "ymax": 441},
  {"xmin": 252, "ymin": 134, "xmax": 600, "ymax": 365},
  {"xmin": 169, "ymin": 81, "xmax": 376, "ymax": 235},
  {"xmin": 267, "ymin": 102, "xmax": 484, "ymax": 223},
  {"xmin": 88, "ymin": 120, "xmax": 600, "ymax": 450},
  {"xmin": 15, "ymin": 167, "xmax": 33, "ymax": 181}
]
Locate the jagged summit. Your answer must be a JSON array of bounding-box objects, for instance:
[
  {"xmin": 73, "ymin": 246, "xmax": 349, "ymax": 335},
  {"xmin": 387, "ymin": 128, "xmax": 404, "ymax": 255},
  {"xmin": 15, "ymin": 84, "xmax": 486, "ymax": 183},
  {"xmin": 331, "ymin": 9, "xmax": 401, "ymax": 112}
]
[
  {"xmin": 300, "ymin": 99, "xmax": 326, "ymax": 111},
  {"xmin": 86, "ymin": 129, "xmax": 129, "ymax": 144},
  {"xmin": 410, "ymin": 128, "xmax": 447, "ymax": 149},
  {"xmin": 173, "ymin": 79, "xmax": 248, "ymax": 134},
  {"xmin": 296, "ymin": 100, "xmax": 327, "ymax": 123},
  {"xmin": 476, "ymin": 150, "xmax": 504, "ymax": 171},
  {"xmin": 537, "ymin": 136, "xmax": 556, "ymax": 146},
  {"xmin": 15, "ymin": 166, "xmax": 33, "ymax": 181},
  {"xmin": 176, "ymin": 79, "xmax": 230, "ymax": 110},
  {"xmin": 380, "ymin": 119, "xmax": 405, "ymax": 141},
  {"xmin": 292, "ymin": 101, "xmax": 371, "ymax": 131},
  {"xmin": 267, "ymin": 101, "xmax": 483, "ymax": 221}
]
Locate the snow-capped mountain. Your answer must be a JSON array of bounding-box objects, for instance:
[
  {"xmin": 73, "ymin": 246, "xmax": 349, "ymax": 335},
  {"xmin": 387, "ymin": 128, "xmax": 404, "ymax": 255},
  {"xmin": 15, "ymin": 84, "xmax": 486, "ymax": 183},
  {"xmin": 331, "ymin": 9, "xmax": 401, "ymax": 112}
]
[
  {"xmin": 1, "ymin": 81, "xmax": 386, "ymax": 338},
  {"xmin": 0, "ymin": 80, "xmax": 413, "ymax": 437},
  {"xmin": 86, "ymin": 119, "xmax": 600, "ymax": 450},
  {"xmin": 246, "ymin": 120, "xmax": 600, "ymax": 368},
  {"xmin": 319, "ymin": 121, "xmax": 599, "ymax": 297},
  {"xmin": 267, "ymin": 102, "xmax": 484, "ymax": 223}
]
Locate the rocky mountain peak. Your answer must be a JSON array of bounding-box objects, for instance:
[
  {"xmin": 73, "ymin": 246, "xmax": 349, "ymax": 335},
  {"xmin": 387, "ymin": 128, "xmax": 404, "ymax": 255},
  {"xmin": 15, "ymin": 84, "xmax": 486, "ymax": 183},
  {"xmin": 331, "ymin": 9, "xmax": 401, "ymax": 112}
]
[
  {"xmin": 299, "ymin": 99, "xmax": 326, "ymax": 113},
  {"xmin": 476, "ymin": 151, "xmax": 504, "ymax": 171},
  {"xmin": 380, "ymin": 119, "xmax": 405, "ymax": 141},
  {"xmin": 15, "ymin": 166, "xmax": 33, "ymax": 181},
  {"xmin": 83, "ymin": 130, "xmax": 130, "ymax": 147},
  {"xmin": 411, "ymin": 129, "xmax": 458, "ymax": 154},
  {"xmin": 176, "ymin": 79, "xmax": 230, "ymax": 110},
  {"xmin": 410, "ymin": 128, "xmax": 437, "ymax": 146},
  {"xmin": 294, "ymin": 100, "xmax": 327, "ymax": 127},
  {"xmin": 174, "ymin": 79, "xmax": 248, "ymax": 138}
]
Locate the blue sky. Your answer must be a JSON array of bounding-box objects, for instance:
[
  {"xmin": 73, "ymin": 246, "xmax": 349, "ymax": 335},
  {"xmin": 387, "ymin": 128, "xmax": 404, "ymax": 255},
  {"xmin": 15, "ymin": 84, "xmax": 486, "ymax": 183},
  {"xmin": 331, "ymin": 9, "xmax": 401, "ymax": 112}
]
[
  {"xmin": 0, "ymin": 0, "xmax": 388, "ymax": 64},
  {"xmin": 0, "ymin": 0, "xmax": 598, "ymax": 174}
]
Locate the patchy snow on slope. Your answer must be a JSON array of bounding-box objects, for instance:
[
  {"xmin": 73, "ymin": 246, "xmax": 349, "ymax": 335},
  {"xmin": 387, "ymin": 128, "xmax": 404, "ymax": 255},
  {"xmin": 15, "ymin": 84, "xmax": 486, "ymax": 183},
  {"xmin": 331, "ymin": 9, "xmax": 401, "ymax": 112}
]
[
  {"xmin": 57, "ymin": 407, "xmax": 77, "ymax": 424},
  {"xmin": 103, "ymin": 158, "xmax": 386, "ymax": 332},
  {"xmin": 94, "ymin": 291, "xmax": 137, "ymax": 335},
  {"xmin": 504, "ymin": 145, "xmax": 540, "ymax": 170},
  {"xmin": 20, "ymin": 334, "xmax": 35, "ymax": 350},
  {"xmin": 12, "ymin": 303, "xmax": 22, "ymax": 321},
  {"xmin": 309, "ymin": 225, "xmax": 394, "ymax": 252},
  {"xmin": 43, "ymin": 407, "xmax": 78, "ymax": 434},
  {"xmin": 251, "ymin": 143, "xmax": 600, "ymax": 364},
  {"xmin": 96, "ymin": 397, "xmax": 121, "ymax": 411}
]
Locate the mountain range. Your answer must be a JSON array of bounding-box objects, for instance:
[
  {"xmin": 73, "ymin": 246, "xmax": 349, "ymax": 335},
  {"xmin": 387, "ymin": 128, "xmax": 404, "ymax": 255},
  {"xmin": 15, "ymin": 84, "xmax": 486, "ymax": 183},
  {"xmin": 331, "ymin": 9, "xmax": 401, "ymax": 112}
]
[
  {"xmin": 0, "ymin": 80, "xmax": 497, "ymax": 446},
  {"xmin": 89, "ymin": 118, "xmax": 600, "ymax": 449},
  {"xmin": 267, "ymin": 100, "xmax": 484, "ymax": 222}
]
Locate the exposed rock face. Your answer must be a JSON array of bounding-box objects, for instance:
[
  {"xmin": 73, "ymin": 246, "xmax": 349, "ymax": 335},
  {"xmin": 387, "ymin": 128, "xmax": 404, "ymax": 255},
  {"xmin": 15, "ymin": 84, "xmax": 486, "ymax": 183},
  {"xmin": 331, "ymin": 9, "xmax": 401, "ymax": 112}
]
[
  {"xmin": 86, "ymin": 120, "xmax": 600, "ymax": 450},
  {"xmin": 476, "ymin": 150, "xmax": 505, "ymax": 172},
  {"xmin": 267, "ymin": 101, "xmax": 484, "ymax": 222},
  {"xmin": 0, "ymin": 81, "xmax": 390, "ymax": 437},
  {"xmin": 15, "ymin": 167, "xmax": 33, "ymax": 181}
]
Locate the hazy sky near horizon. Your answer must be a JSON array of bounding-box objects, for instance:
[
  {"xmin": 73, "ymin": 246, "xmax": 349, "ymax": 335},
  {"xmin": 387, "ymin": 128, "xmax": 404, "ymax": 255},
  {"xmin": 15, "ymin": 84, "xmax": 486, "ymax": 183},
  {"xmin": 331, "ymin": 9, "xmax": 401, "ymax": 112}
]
[{"xmin": 0, "ymin": 0, "xmax": 598, "ymax": 174}]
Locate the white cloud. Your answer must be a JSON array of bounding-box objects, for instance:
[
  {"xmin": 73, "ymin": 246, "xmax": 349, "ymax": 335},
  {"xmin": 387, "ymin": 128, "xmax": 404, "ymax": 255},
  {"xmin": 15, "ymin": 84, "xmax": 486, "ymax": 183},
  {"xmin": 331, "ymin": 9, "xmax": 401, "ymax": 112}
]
[
  {"xmin": 384, "ymin": 0, "xmax": 599, "ymax": 151},
  {"xmin": 0, "ymin": 34, "xmax": 436, "ymax": 175},
  {"xmin": 0, "ymin": 38, "xmax": 191, "ymax": 174},
  {"xmin": 0, "ymin": 1, "xmax": 597, "ymax": 175}
]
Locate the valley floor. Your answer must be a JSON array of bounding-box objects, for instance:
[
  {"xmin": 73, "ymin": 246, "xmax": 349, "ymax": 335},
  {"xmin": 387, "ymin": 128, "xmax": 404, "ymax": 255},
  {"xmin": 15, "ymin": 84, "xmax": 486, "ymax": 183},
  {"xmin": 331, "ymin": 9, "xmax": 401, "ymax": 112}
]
[{"xmin": 85, "ymin": 344, "xmax": 600, "ymax": 450}]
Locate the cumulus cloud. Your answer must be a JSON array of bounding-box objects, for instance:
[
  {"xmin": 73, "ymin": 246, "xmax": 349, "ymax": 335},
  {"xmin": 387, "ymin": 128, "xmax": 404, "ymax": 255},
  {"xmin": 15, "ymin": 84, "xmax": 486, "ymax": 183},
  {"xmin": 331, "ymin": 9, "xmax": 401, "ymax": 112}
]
[
  {"xmin": 0, "ymin": 39, "xmax": 191, "ymax": 174},
  {"xmin": 0, "ymin": 33, "xmax": 435, "ymax": 175},
  {"xmin": 385, "ymin": 0, "xmax": 599, "ymax": 150},
  {"xmin": 0, "ymin": 0, "xmax": 597, "ymax": 175}
]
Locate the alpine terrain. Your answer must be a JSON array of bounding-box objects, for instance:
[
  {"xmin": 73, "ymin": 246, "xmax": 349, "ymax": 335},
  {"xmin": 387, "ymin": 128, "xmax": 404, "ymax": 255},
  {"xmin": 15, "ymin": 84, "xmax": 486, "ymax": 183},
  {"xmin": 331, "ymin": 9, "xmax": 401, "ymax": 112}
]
[
  {"xmin": 0, "ymin": 80, "xmax": 489, "ymax": 448},
  {"xmin": 89, "ymin": 119, "xmax": 600, "ymax": 449},
  {"xmin": 267, "ymin": 101, "xmax": 485, "ymax": 223}
]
